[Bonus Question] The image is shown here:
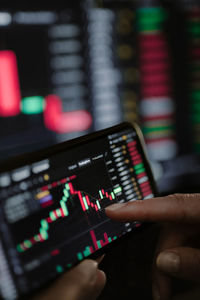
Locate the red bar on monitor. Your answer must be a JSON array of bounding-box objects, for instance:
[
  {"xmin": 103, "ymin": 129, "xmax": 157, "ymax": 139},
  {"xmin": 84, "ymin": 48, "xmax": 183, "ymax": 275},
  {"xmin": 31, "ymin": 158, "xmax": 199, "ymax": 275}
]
[
  {"xmin": 0, "ymin": 50, "xmax": 21, "ymax": 116},
  {"xmin": 44, "ymin": 94, "xmax": 92, "ymax": 133}
]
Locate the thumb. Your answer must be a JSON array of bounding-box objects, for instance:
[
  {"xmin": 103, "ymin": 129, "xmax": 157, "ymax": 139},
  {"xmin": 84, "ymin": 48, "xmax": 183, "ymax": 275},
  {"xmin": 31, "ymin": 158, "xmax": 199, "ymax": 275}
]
[
  {"xmin": 156, "ymin": 247, "xmax": 200, "ymax": 281},
  {"xmin": 35, "ymin": 259, "xmax": 106, "ymax": 300}
]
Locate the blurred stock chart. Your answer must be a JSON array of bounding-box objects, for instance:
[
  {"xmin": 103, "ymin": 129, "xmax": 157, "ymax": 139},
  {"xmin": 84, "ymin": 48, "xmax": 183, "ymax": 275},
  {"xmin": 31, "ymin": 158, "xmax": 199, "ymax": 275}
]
[{"xmin": 0, "ymin": 0, "xmax": 200, "ymax": 194}]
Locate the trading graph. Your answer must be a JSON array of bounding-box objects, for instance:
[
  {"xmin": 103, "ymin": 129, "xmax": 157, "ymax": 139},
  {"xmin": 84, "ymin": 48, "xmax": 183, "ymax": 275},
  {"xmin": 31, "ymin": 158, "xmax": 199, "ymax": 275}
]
[
  {"xmin": 17, "ymin": 173, "xmax": 122, "ymax": 253},
  {"xmin": 76, "ymin": 230, "xmax": 118, "ymax": 261},
  {"xmin": 0, "ymin": 51, "xmax": 92, "ymax": 133}
]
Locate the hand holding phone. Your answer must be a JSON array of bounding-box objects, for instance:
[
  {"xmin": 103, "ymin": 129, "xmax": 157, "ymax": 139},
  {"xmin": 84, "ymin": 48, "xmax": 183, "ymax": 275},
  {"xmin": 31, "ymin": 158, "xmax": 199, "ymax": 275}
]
[
  {"xmin": 0, "ymin": 122, "xmax": 157, "ymax": 299},
  {"xmin": 32, "ymin": 259, "xmax": 106, "ymax": 300}
]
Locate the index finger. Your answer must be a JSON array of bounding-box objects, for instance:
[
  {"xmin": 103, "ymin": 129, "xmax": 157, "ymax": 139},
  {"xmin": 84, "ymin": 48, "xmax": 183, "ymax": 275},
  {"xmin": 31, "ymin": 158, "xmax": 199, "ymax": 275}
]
[{"xmin": 105, "ymin": 194, "xmax": 200, "ymax": 223}]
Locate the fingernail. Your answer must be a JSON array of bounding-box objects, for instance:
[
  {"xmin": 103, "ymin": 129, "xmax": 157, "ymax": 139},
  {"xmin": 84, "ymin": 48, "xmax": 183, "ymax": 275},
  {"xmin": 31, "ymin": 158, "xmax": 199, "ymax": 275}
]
[
  {"xmin": 152, "ymin": 284, "xmax": 160, "ymax": 300},
  {"xmin": 96, "ymin": 254, "xmax": 105, "ymax": 264},
  {"xmin": 105, "ymin": 203, "xmax": 126, "ymax": 212},
  {"xmin": 156, "ymin": 251, "xmax": 180, "ymax": 273}
]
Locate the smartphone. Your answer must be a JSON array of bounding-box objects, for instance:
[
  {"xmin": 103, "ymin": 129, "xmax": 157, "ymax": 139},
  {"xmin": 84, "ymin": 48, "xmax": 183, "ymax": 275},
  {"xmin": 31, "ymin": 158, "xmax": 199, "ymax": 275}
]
[{"xmin": 0, "ymin": 122, "xmax": 157, "ymax": 300}]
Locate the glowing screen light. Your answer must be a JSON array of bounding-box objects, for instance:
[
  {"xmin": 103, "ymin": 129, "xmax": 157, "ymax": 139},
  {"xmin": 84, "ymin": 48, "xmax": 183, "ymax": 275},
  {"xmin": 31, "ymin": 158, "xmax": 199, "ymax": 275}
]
[
  {"xmin": 44, "ymin": 94, "xmax": 92, "ymax": 133},
  {"xmin": 0, "ymin": 50, "xmax": 21, "ymax": 117},
  {"xmin": 21, "ymin": 96, "xmax": 45, "ymax": 114}
]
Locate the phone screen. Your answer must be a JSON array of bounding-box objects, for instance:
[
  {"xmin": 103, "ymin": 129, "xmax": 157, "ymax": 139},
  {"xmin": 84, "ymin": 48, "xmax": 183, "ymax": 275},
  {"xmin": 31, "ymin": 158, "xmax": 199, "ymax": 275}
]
[{"xmin": 0, "ymin": 123, "xmax": 157, "ymax": 299}]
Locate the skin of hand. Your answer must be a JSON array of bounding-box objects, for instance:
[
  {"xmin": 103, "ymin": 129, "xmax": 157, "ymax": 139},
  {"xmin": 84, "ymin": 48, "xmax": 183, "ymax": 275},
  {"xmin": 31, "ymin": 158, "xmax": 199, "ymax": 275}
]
[
  {"xmin": 105, "ymin": 193, "xmax": 200, "ymax": 300},
  {"xmin": 32, "ymin": 257, "xmax": 106, "ymax": 300}
]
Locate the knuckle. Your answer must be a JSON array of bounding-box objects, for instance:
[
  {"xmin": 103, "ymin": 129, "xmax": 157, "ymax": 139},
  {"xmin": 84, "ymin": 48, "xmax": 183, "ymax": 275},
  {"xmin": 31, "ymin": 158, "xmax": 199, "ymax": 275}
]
[{"xmin": 171, "ymin": 194, "xmax": 188, "ymax": 222}]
